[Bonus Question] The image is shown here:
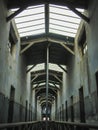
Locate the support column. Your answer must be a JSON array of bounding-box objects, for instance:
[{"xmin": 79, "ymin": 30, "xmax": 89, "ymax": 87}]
[{"xmin": 45, "ymin": 44, "xmax": 49, "ymax": 130}]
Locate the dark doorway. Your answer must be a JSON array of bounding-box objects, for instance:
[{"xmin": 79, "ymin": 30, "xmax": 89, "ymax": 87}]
[
  {"xmin": 70, "ymin": 96, "xmax": 74, "ymax": 122},
  {"xmin": 25, "ymin": 100, "xmax": 28, "ymax": 121},
  {"xmin": 8, "ymin": 86, "xmax": 15, "ymax": 123},
  {"xmin": 19, "ymin": 96, "xmax": 22, "ymax": 121},
  {"xmin": 95, "ymin": 71, "xmax": 98, "ymax": 96},
  {"xmin": 60, "ymin": 106, "xmax": 61, "ymax": 121},
  {"xmin": 62, "ymin": 104, "xmax": 64, "ymax": 121},
  {"xmin": 79, "ymin": 87, "xmax": 86, "ymax": 122},
  {"xmin": 65, "ymin": 101, "xmax": 68, "ymax": 121}
]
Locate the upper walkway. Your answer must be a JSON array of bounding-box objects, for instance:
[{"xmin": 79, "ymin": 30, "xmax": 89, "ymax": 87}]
[{"xmin": 0, "ymin": 120, "xmax": 98, "ymax": 130}]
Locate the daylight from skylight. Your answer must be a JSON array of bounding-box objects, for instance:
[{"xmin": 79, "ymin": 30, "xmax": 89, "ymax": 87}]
[
  {"xmin": 13, "ymin": 5, "xmax": 45, "ymax": 37},
  {"xmin": 12, "ymin": 4, "xmax": 83, "ymax": 38},
  {"xmin": 49, "ymin": 4, "xmax": 83, "ymax": 37}
]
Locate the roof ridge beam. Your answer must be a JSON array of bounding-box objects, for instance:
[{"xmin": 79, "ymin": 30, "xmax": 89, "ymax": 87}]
[{"xmin": 58, "ymin": 64, "xmax": 68, "ymax": 73}]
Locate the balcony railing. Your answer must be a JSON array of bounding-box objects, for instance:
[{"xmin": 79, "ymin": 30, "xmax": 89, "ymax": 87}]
[{"xmin": 0, "ymin": 121, "xmax": 98, "ymax": 130}]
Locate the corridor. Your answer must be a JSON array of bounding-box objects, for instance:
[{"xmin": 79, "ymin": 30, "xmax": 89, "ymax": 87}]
[{"xmin": 0, "ymin": 0, "xmax": 98, "ymax": 130}]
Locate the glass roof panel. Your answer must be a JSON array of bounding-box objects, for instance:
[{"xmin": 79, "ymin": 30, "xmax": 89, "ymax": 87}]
[
  {"xmin": 16, "ymin": 6, "xmax": 44, "ymax": 18},
  {"xmin": 49, "ymin": 28, "xmax": 75, "ymax": 37},
  {"xmin": 49, "ymin": 4, "xmax": 84, "ymax": 37},
  {"xmin": 19, "ymin": 29, "xmax": 45, "ymax": 37},
  {"xmin": 16, "ymin": 19, "xmax": 44, "ymax": 29},
  {"xmin": 50, "ymin": 13, "xmax": 81, "ymax": 24},
  {"xmin": 50, "ymin": 18, "xmax": 79, "ymax": 29},
  {"xmin": 18, "ymin": 24, "xmax": 45, "ymax": 33},
  {"xmin": 50, "ymin": 6, "xmax": 80, "ymax": 18},
  {"xmin": 50, "ymin": 24, "xmax": 77, "ymax": 33},
  {"xmin": 15, "ymin": 13, "xmax": 44, "ymax": 23},
  {"xmin": 12, "ymin": 5, "xmax": 45, "ymax": 37},
  {"xmin": 12, "ymin": 4, "xmax": 83, "ymax": 38}
]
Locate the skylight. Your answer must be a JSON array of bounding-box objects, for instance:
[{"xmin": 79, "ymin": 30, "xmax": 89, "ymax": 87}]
[
  {"xmin": 49, "ymin": 4, "xmax": 83, "ymax": 37},
  {"xmin": 13, "ymin": 5, "xmax": 45, "ymax": 37},
  {"xmin": 12, "ymin": 4, "xmax": 83, "ymax": 38}
]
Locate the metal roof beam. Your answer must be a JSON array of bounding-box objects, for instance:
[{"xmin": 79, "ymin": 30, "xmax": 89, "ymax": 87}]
[
  {"xmin": 31, "ymin": 71, "xmax": 62, "ymax": 78},
  {"xmin": 37, "ymin": 93, "xmax": 55, "ymax": 98},
  {"xmin": 45, "ymin": 3, "xmax": 49, "ymax": 36},
  {"xmin": 31, "ymin": 72, "xmax": 62, "ymax": 84},
  {"xmin": 20, "ymin": 38, "xmax": 47, "ymax": 54},
  {"xmin": 21, "ymin": 37, "xmax": 73, "ymax": 46},
  {"xmin": 39, "ymin": 97, "xmax": 54, "ymax": 103},
  {"xmin": 7, "ymin": 0, "xmax": 88, "ymax": 10},
  {"xmin": 53, "ymin": 75, "xmax": 62, "ymax": 84},
  {"xmin": 33, "ymin": 84, "xmax": 59, "ymax": 91},
  {"xmin": 40, "ymin": 100, "xmax": 52, "ymax": 105},
  {"xmin": 58, "ymin": 64, "xmax": 68, "ymax": 73},
  {"xmin": 31, "ymin": 75, "xmax": 38, "ymax": 83},
  {"xmin": 48, "ymin": 38, "xmax": 75, "ymax": 55},
  {"xmin": 49, "ymin": 82, "xmax": 60, "ymax": 90},
  {"xmin": 26, "ymin": 64, "xmax": 37, "ymax": 73},
  {"xmin": 36, "ymin": 87, "xmax": 57, "ymax": 96},
  {"xmin": 21, "ymin": 36, "xmax": 74, "ymax": 56},
  {"xmin": 65, "ymin": 2, "xmax": 90, "ymax": 23},
  {"xmin": 32, "ymin": 79, "xmax": 60, "ymax": 85},
  {"xmin": 7, "ymin": 5, "xmax": 28, "ymax": 22},
  {"xmin": 59, "ymin": 42, "xmax": 75, "ymax": 55}
]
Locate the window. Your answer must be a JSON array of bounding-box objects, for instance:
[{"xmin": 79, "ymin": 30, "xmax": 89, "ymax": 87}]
[
  {"xmin": 78, "ymin": 26, "xmax": 87, "ymax": 55},
  {"xmin": 9, "ymin": 23, "xmax": 17, "ymax": 55},
  {"xmin": 83, "ymin": 44, "xmax": 87, "ymax": 54}
]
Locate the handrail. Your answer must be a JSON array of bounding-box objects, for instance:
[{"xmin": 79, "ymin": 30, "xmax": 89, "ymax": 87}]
[
  {"xmin": 0, "ymin": 121, "xmax": 39, "ymax": 129},
  {"xmin": 0, "ymin": 121, "xmax": 98, "ymax": 129},
  {"xmin": 54, "ymin": 121, "xmax": 98, "ymax": 129}
]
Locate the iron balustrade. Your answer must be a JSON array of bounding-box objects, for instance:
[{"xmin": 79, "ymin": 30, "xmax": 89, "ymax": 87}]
[
  {"xmin": 0, "ymin": 121, "xmax": 98, "ymax": 130},
  {"xmin": 54, "ymin": 121, "xmax": 98, "ymax": 130},
  {"xmin": 0, "ymin": 121, "xmax": 43, "ymax": 130}
]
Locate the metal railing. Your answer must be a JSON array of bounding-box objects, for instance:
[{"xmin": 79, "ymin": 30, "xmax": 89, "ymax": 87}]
[
  {"xmin": 54, "ymin": 121, "xmax": 98, "ymax": 130},
  {"xmin": 0, "ymin": 121, "xmax": 98, "ymax": 130},
  {"xmin": 0, "ymin": 121, "xmax": 42, "ymax": 130}
]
